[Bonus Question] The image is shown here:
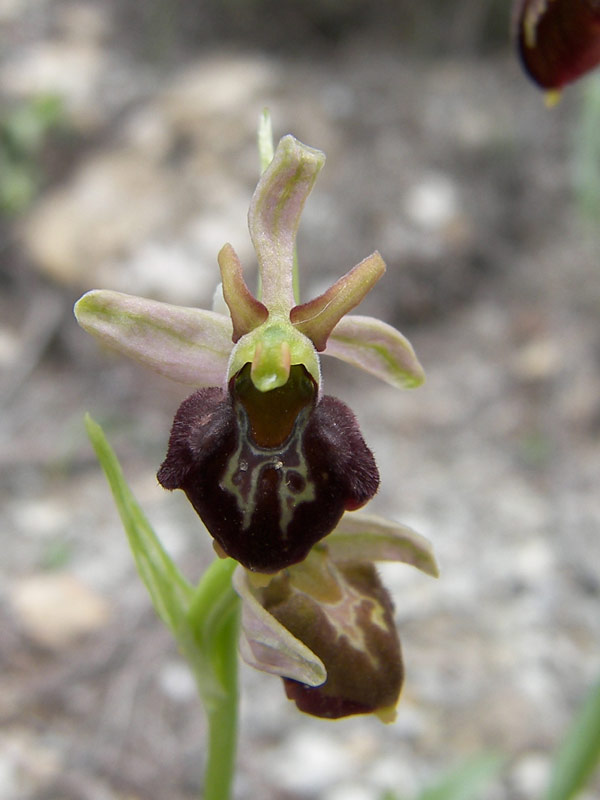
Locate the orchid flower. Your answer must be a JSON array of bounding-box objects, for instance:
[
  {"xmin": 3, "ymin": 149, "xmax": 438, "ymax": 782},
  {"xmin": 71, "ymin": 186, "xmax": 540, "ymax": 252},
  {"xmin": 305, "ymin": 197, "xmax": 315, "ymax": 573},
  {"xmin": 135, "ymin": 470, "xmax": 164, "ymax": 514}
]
[
  {"xmin": 75, "ymin": 133, "xmax": 425, "ymax": 574},
  {"xmin": 514, "ymin": 0, "xmax": 600, "ymax": 91},
  {"xmin": 76, "ymin": 128, "xmax": 436, "ymax": 727}
]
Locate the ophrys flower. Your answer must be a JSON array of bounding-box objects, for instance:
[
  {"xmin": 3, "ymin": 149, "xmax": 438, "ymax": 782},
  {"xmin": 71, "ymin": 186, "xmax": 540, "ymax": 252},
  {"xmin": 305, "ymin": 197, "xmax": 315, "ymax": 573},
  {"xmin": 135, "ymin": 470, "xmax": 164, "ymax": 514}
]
[{"xmin": 75, "ymin": 134, "xmax": 424, "ymax": 572}]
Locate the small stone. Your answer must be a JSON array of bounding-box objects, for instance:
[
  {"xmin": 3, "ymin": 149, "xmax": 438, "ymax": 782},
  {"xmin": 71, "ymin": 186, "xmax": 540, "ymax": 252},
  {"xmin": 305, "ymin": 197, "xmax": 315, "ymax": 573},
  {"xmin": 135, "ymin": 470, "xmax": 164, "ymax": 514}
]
[
  {"xmin": 0, "ymin": 728, "xmax": 63, "ymax": 798},
  {"xmin": 268, "ymin": 729, "xmax": 354, "ymax": 794},
  {"xmin": 10, "ymin": 572, "xmax": 110, "ymax": 649},
  {"xmin": 510, "ymin": 752, "xmax": 551, "ymax": 799},
  {"xmin": 12, "ymin": 498, "xmax": 69, "ymax": 537},
  {"xmin": 1, "ymin": 41, "xmax": 106, "ymax": 126},
  {"xmin": 404, "ymin": 174, "xmax": 461, "ymax": 231},
  {"xmin": 157, "ymin": 660, "xmax": 196, "ymax": 703},
  {"xmin": 366, "ymin": 753, "xmax": 419, "ymax": 796},
  {"xmin": 0, "ymin": 326, "xmax": 20, "ymax": 369},
  {"xmin": 512, "ymin": 337, "xmax": 562, "ymax": 381},
  {"xmin": 22, "ymin": 151, "xmax": 175, "ymax": 287}
]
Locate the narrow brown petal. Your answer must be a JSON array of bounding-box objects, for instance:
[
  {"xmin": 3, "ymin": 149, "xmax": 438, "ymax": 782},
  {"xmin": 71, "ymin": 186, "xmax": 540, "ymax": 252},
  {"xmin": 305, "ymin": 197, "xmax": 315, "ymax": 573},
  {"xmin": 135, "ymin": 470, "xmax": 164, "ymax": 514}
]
[{"xmin": 218, "ymin": 243, "xmax": 268, "ymax": 342}]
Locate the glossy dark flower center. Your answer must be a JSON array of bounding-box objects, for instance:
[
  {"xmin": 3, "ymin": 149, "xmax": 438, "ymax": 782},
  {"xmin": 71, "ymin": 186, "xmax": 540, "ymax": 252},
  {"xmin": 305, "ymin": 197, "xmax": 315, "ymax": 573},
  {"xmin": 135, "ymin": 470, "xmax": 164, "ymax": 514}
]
[{"xmin": 234, "ymin": 363, "xmax": 316, "ymax": 447}]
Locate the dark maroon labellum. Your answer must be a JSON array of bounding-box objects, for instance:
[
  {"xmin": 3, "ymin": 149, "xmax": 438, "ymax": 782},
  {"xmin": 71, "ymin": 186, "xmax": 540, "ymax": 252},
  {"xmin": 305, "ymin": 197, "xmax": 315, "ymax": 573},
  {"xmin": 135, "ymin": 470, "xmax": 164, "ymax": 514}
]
[
  {"xmin": 157, "ymin": 365, "xmax": 379, "ymax": 572},
  {"xmin": 515, "ymin": 0, "xmax": 600, "ymax": 89}
]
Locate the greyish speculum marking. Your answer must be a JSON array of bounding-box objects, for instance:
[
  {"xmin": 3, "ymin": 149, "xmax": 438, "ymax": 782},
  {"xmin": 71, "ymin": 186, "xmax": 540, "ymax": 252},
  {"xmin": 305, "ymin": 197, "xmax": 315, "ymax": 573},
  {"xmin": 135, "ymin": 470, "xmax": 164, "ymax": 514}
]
[{"xmin": 222, "ymin": 404, "xmax": 315, "ymax": 536}]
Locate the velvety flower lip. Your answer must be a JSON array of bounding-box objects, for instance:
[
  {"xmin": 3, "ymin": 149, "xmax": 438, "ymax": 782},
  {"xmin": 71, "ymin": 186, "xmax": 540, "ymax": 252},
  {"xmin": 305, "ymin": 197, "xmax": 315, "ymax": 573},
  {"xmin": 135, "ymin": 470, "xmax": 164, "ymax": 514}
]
[
  {"xmin": 157, "ymin": 363, "xmax": 379, "ymax": 573},
  {"xmin": 233, "ymin": 511, "xmax": 439, "ymax": 721},
  {"xmin": 515, "ymin": 0, "xmax": 600, "ymax": 89}
]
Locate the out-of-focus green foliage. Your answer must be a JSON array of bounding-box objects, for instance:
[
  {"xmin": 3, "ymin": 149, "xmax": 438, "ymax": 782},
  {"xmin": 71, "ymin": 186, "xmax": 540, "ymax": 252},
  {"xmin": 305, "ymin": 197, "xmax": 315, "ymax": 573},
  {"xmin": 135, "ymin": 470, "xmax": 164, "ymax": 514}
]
[
  {"xmin": 383, "ymin": 674, "xmax": 600, "ymax": 800},
  {"xmin": 0, "ymin": 94, "xmax": 66, "ymax": 215},
  {"xmin": 413, "ymin": 754, "xmax": 504, "ymax": 800},
  {"xmin": 545, "ymin": 676, "xmax": 600, "ymax": 800},
  {"xmin": 381, "ymin": 754, "xmax": 503, "ymax": 800},
  {"xmin": 572, "ymin": 74, "xmax": 600, "ymax": 224}
]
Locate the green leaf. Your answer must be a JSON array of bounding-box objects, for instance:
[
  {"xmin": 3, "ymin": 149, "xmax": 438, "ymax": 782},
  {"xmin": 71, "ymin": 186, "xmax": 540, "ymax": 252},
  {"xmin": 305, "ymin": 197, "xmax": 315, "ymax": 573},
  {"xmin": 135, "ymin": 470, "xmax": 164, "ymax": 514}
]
[
  {"xmin": 85, "ymin": 414, "xmax": 241, "ymax": 705},
  {"xmin": 414, "ymin": 753, "xmax": 503, "ymax": 800},
  {"xmin": 185, "ymin": 557, "xmax": 240, "ymax": 696},
  {"xmin": 546, "ymin": 676, "xmax": 600, "ymax": 800},
  {"xmin": 85, "ymin": 414, "xmax": 193, "ymax": 635}
]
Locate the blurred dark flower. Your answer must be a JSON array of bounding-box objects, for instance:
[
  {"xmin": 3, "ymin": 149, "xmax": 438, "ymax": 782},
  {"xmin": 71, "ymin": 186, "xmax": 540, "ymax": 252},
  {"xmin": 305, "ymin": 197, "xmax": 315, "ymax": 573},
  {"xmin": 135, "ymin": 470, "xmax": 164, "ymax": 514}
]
[{"xmin": 515, "ymin": 0, "xmax": 600, "ymax": 89}]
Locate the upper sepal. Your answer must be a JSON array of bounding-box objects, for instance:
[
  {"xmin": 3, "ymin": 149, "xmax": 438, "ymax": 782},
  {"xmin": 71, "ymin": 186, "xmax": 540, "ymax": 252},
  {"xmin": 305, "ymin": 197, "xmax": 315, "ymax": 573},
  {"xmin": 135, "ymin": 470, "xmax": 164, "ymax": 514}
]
[
  {"xmin": 249, "ymin": 134, "xmax": 325, "ymax": 314},
  {"xmin": 515, "ymin": 0, "xmax": 600, "ymax": 90}
]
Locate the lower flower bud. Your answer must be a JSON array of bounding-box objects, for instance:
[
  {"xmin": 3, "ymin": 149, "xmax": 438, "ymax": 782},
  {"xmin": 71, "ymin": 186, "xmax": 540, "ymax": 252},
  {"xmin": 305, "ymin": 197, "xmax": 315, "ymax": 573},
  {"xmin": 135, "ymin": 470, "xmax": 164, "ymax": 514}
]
[{"xmin": 261, "ymin": 555, "xmax": 403, "ymax": 719}]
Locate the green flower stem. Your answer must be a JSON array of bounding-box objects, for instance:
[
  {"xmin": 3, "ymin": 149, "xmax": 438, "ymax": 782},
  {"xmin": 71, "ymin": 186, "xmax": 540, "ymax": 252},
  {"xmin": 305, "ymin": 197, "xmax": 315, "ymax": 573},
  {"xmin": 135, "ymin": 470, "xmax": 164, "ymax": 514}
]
[
  {"xmin": 187, "ymin": 557, "xmax": 239, "ymax": 654},
  {"xmin": 186, "ymin": 557, "xmax": 240, "ymax": 800},
  {"xmin": 202, "ymin": 603, "xmax": 240, "ymax": 800}
]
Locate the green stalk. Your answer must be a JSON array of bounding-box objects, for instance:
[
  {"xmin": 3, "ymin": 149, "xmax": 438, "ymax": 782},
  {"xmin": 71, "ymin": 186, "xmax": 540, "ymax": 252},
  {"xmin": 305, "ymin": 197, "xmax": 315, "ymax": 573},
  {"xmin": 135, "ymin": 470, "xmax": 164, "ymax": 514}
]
[
  {"xmin": 203, "ymin": 604, "xmax": 240, "ymax": 800},
  {"xmin": 186, "ymin": 557, "xmax": 240, "ymax": 800}
]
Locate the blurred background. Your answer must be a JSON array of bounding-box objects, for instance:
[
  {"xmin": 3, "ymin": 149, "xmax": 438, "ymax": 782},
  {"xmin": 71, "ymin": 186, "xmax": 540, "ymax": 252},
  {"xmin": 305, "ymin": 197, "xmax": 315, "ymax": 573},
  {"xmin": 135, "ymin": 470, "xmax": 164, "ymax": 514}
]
[{"xmin": 1, "ymin": 1, "xmax": 599, "ymax": 798}]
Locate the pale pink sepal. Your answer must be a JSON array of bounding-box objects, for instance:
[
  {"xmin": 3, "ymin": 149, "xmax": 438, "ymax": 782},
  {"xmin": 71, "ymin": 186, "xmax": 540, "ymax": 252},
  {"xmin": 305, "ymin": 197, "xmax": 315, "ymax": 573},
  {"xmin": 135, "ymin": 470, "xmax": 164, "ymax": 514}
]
[
  {"xmin": 232, "ymin": 567, "xmax": 326, "ymax": 686},
  {"xmin": 74, "ymin": 289, "xmax": 233, "ymax": 387},
  {"xmin": 324, "ymin": 314, "xmax": 425, "ymax": 389},
  {"xmin": 291, "ymin": 252, "xmax": 386, "ymax": 351},
  {"xmin": 326, "ymin": 511, "xmax": 439, "ymax": 578},
  {"xmin": 248, "ymin": 135, "xmax": 325, "ymax": 314}
]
